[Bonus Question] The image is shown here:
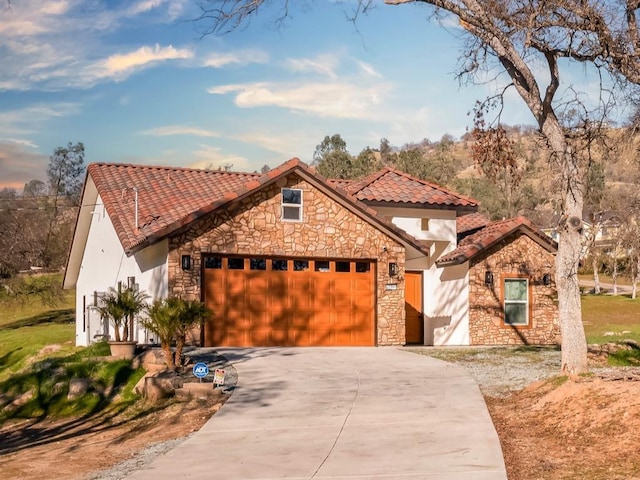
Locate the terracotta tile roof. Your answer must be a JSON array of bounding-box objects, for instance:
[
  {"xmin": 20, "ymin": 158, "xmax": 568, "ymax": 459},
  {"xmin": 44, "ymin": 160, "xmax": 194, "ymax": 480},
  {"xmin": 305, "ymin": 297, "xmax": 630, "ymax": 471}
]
[
  {"xmin": 88, "ymin": 162, "xmax": 259, "ymax": 254},
  {"xmin": 332, "ymin": 168, "xmax": 478, "ymax": 209},
  {"xmin": 457, "ymin": 212, "xmax": 491, "ymax": 234},
  {"xmin": 437, "ymin": 216, "xmax": 557, "ymax": 266},
  {"xmin": 87, "ymin": 159, "xmax": 432, "ymax": 258}
]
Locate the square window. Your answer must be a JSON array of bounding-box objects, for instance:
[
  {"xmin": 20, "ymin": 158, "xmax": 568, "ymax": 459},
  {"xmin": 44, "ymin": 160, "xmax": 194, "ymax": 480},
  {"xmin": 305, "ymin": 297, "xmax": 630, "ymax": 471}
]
[
  {"xmin": 272, "ymin": 259, "xmax": 288, "ymax": 271},
  {"xmin": 355, "ymin": 262, "xmax": 370, "ymax": 273},
  {"xmin": 315, "ymin": 260, "xmax": 330, "ymax": 272},
  {"xmin": 336, "ymin": 261, "xmax": 351, "ymax": 273},
  {"xmin": 282, "ymin": 188, "xmax": 302, "ymax": 222},
  {"xmin": 504, "ymin": 278, "xmax": 529, "ymax": 326},
  {"xmin": 294, "ymin": 260, "xmax": 309, "ymax": 271},
  {"xmin": 228, "ymin": 258, "xmax": 244, "ymax": 270},
  {"xmin": 250, "ymin": 258, "xmax": 267, "ymax": 270},
  {"xmin": 204, "ymin": 256, "xmax": 222, "ymax": 269}
]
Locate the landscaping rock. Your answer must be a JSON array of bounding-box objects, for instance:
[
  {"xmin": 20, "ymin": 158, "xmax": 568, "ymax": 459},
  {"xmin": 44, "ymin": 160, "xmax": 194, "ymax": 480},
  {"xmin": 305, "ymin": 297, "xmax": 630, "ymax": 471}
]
[
  {"xmin": 39, "ymin": 344, "xmax": 62, "ymax": 356},
  {"xmin": 175, "ymin": 383, "xmax": 223, "ymax": 401},
  {"xmin": 3, "ymin": 389, "xmax": 35, "ymax": 414},
  {"xmin": 135, "ymin": 348, "xmax": 169, "ymax": 371},
  {"xmin": 143, "ymin": 376, "xmax": 176, "ymax": 402},
  {"xmin": 68, "ymin": 378, "xmax": 91, "ymax": 400}
]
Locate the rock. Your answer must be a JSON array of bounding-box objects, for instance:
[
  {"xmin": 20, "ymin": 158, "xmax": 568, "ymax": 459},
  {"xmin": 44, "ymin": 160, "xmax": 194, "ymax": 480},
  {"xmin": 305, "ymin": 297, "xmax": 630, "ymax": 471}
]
[
  {"xmin": 175, "ymin": 383, "xmax": 223, "ymax": 401},
  {"xmin": 603, "ymin": 332, "xmax": 615, "ymax": 336},
  {"xmin": 4, "ymin": 390, "xmax": 35, "ymax": 413},
  {"xmin": 143, "ymin": 376, "xmax": 176, "ymax": 402},
  {"xmin": 68, "ymin": 378, "xmax": 91, "ymax": 400},
  {"xmin": 39, "ymin": 344, "xmax": 62, "ymax": 356},
  {"xmin": 53, "ymin": 382, "xmax": 67, "ymax": 395},
  {"xmin": 136, "ymin": 348, "xmax": 170, "ymax": 369}
]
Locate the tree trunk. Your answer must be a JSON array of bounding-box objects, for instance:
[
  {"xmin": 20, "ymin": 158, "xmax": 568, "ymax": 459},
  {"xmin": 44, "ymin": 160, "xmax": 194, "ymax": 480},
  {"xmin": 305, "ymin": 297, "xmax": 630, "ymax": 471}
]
[
  {"xmin": 161, "ymin": 340, "xmax": 175, "ymax": 370},
  {"xmin": 633, "ymin": 259, "xmax": 639, "ymax": 300},
  {"xmin": 613, "ymin": 261, "xmax": 618, "ymax": 296},
  {"xmin": 592, "ymin": 256, "xmax": 601, "ymax": 295},
  {"xmin": 543, "ymin": 121, "xmax": 588, "ymax": 374},
  {"xmin": 174, "ymin": 335, "xmax": 186, "ymax": 369}
]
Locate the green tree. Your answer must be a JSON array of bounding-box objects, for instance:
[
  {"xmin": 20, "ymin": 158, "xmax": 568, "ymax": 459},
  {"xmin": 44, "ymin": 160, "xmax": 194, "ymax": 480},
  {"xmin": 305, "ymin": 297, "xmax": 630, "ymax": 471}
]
[
  {"xmin": 352, "ymin": 147, "xmax": 378, "ymax": 178},
  {"xmin": 313, "ymin": 134, "xmax": 354, "ymax": 179},
  {"xmin": 43, "ymin": 142, "xmax": 85, "ymax": 268},
  {"xmin": 47, "ymin": 142, "xmax": 85, "ymax": 205}
]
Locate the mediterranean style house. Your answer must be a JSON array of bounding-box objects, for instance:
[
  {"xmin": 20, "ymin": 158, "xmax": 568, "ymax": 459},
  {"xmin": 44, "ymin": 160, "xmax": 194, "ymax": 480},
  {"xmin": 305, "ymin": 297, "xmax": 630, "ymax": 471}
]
[{"xmin": 63, "ymin": 158, "xmax": 560, "ymax": 347}]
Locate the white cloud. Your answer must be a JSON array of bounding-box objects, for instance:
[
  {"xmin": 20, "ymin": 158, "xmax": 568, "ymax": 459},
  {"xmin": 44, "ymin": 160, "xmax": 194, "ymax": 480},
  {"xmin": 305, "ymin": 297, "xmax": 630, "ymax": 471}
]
[
  {"xmin": 0, "ymin": 103, "xmax": 81, "ymax": 136},
  {"xmin": 142, "ymin": 125, "xmax": 221, "ymax": 138},
  {"xmin": 189, "ymin": 145, "xmax": 250, "ymax": 171},
  {"xmin": 284, "ymin": 54, "xmax": 339, "ymax": 79},
  {"xmin": 203, "ymin": 49, "xmax": 269, "ymax": 68},
  {"xmin": 4, "ymin": 138, "xmax": 39, "ymax": 149},
  {"xmin": 41, "ymin": 1, "xmax": 71, "ymax": 15},
  {"xmin": 0, "ymin": 0, "xmax": 195, "ymax": 91},
  {"xmin": 92, "ymin": 44, "xmax": 193, "ymax": 80},
  {"xmin": 127, "ymin": 0, "xmax": 166, "ymax": 16},
  {"xmin": 209, "ymin": 81, "xmax": 391, "ymax": 120},
  {"xmin": 357, "ymin": 61, "xmax": 381, "ymax": 78}
]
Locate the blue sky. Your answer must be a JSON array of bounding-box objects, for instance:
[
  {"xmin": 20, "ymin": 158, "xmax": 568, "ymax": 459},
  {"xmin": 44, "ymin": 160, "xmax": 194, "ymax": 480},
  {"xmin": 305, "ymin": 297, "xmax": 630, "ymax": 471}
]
[{"xmin": 0, "ymin": 0, "xmax": 599, "ymax": 190}]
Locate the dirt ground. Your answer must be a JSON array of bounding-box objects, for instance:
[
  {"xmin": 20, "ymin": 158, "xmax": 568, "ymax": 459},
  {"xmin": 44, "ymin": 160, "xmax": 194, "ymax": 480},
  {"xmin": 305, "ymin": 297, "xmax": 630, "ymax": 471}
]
[
  {"xmin": 0, "ymin": 394, "xmax": 227, "ymax": 480},
  {"xmin": 2, "ymin": 370, "xmax": 640, "ymax": 479},
  {"xmin": 488, "ymin": 376, "xmax": 640, "ymax": 480}
]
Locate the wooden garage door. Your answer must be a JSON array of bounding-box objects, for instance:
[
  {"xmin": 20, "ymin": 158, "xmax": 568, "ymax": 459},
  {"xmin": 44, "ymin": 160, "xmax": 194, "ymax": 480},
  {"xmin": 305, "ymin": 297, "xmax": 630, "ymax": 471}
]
[{"xmin": 202, "ymin": 256, "xmax": 376, "ymax": 347}]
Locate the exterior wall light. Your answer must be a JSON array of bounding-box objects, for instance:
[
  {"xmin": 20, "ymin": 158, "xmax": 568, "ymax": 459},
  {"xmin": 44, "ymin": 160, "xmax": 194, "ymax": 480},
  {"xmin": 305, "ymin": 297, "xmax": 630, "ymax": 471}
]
[
  {"xmin": 484, "ymin": 271, "xmax": 494, "ymax": 286},
  {"xmin": 389, "ymin": 262, "xmax": 399, "ymax": 277},
  {"xmin": 181, "ymin": 254, "xmax": 192, "ymax": 271},
  {"xmin": 542, "ymin": 273, "xmax": 552, "ymax": 286}
]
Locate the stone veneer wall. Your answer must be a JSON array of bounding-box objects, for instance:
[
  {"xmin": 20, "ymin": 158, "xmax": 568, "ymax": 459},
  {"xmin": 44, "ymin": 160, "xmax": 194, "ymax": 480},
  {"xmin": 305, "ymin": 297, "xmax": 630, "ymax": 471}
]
[
  {"xmin": 468, "ymin": 233, "xmax": 559, "ymax": 345},
  {"xmin": 168, "ymin": 173, "xmax": 406, "ymax": 346}
]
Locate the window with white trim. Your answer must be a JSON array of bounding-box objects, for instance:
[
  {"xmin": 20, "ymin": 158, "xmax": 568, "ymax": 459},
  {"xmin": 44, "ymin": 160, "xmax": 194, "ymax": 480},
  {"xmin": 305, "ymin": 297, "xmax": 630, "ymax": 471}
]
[
  {"xmin": 282, "ymin": 188, "xmax": 302, "ymax": 221},
  {"xmin": 504, "ymin": 278, "xmax": 529, "ymax": 326}
]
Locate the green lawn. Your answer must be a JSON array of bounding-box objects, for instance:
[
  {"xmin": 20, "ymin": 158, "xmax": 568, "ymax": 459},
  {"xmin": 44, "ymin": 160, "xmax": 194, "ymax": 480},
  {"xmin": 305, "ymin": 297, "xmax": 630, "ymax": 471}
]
[
  {"xmin": 0, "ymin": 278, "xmax": 148, "ymax": 423},
  {"xmin": 0, "ymin": 274, "xmax": 76, "ymax": 379},
  {"xmin": 582, "ymin": 294, "xmax": 640, "ymax": 344}
]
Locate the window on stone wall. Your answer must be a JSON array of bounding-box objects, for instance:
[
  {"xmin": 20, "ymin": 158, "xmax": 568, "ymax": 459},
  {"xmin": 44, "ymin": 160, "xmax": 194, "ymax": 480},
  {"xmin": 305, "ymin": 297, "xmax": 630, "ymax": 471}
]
[
  {"xmin": 503, "ymin": 278, "xmax": 529, "ymax": 326},
  {"xmin": 282, "ymin": 188, "xmax": 302, "ymax": 221}
]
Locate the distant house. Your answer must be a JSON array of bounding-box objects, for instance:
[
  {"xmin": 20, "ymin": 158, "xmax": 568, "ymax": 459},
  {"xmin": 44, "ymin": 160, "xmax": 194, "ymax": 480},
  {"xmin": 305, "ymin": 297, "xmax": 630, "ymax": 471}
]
[
  {"xmin": 540, "ymin": 210, "xmax": 624, "ymax": 256},
  {"xmin": 64, "ymin": 158, "xmax": 559, "ymax": 347}
]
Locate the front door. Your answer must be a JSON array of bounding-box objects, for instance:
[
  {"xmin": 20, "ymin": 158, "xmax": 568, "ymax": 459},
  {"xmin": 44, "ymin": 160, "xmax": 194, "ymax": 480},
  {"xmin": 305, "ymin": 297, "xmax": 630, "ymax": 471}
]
[{"xmin": 405, "ymin": 271, "xmax": 423, "ymax": 344}]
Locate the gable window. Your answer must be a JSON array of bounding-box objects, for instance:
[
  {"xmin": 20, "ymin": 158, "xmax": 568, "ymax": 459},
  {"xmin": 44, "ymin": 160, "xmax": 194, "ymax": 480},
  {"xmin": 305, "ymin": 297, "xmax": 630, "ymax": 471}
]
[
  {"xmin": 503, "ymin": 278, "xmax": 529, "ymax": 326},
  {"xmin": 282, "ymin": 188, "xmax": 302, "ymax": 222}
]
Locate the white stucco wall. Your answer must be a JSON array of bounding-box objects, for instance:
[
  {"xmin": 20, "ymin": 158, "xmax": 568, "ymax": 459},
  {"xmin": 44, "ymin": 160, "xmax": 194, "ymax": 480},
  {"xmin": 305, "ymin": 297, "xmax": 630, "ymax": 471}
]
[
  {"xmin": 423, "ymin": 262, "xmax": 470, "ymax": 345},
  {"xmin": 373, "ymin": 206, "xmax": 470, "ymax": 346},
  {"xmin": 74, "ymin": 195, "xmax": 168, "ymax": 346}
]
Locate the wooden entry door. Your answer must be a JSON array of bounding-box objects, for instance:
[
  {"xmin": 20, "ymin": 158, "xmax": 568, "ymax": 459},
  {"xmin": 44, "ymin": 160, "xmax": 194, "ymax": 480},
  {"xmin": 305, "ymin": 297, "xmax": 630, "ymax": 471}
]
[{"xmin": 405, "ymin": 271, "xmax": 423, "ymax": 344}]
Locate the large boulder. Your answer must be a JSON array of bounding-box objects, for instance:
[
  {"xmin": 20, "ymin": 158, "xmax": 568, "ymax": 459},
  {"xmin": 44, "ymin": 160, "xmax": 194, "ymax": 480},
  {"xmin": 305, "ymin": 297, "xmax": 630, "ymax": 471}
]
[
  {"xmin": 68, "ymin": 378, "xmax": 91, "ymax": 400},
  {"xmin": 139, "ymin": 371, "xmax": 183, "ymax": 402},
  {"xmin": 133, "ymin": 348, "xmax": 170, "ymax": 371}
]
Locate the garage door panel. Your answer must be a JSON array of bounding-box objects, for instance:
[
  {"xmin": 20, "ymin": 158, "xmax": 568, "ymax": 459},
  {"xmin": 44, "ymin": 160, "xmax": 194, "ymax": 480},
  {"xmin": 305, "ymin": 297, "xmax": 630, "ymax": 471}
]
[{"xmin": 204, "ymin": 257, "xmax": 375, "ymax": 347}]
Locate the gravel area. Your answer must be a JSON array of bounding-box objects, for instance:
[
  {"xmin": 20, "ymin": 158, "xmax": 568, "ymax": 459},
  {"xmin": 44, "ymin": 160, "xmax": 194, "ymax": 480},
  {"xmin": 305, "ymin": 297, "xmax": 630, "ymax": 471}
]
[
  {"xmin": 409, "ymin": 346, "xmax": 640, "ymax": 398},
  {"xmin": 408, "ymin": 346, "xmax": 563, "ymax": 398}
]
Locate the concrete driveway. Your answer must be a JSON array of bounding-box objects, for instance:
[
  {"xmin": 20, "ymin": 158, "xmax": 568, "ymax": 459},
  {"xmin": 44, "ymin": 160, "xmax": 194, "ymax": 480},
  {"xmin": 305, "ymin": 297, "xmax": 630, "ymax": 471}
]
[{"xmin": 127, "ymin": 347, "xmax": 507, "ymax": 479}]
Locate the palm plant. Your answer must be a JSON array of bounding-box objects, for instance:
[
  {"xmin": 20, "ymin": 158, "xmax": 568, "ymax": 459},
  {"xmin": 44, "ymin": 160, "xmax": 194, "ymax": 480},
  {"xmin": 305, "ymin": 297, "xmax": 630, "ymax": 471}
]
[
  {"xmin": 142, "ymin": 297, "xmax": 211, "ymax": 370},
  {"xmin": 174, "ymin": 300, "xmax": 211, "ymax": 368},
  {"xmin": 97, "ymin": 286, "xmax": 148, "ymax": 342},
  {"xmin": 142, "ymin": 297, "xmax": 182, "ymax": 370}
]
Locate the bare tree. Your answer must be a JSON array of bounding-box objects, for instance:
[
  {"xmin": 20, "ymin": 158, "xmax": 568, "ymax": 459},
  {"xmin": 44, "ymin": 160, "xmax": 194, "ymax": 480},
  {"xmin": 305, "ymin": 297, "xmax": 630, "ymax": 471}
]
[{"xmin": 196, "ymin": 0, "xmax": 640, "ymax": 373}]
